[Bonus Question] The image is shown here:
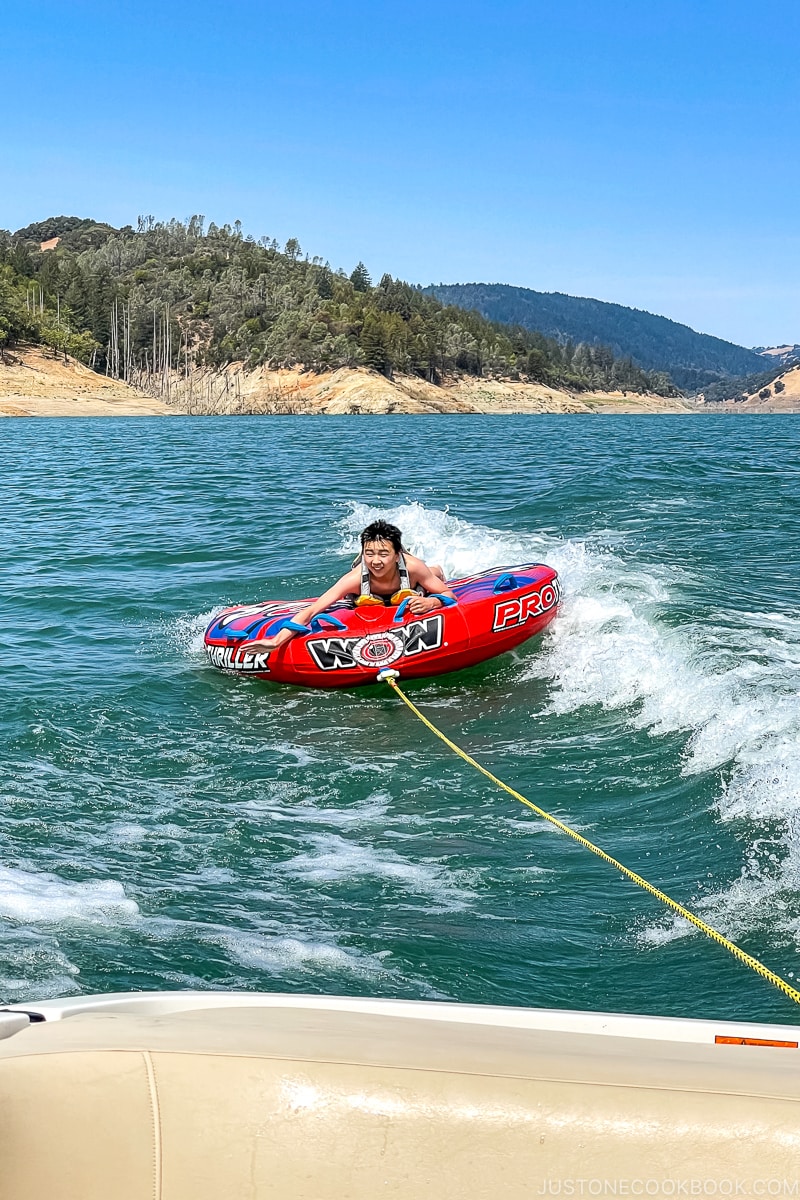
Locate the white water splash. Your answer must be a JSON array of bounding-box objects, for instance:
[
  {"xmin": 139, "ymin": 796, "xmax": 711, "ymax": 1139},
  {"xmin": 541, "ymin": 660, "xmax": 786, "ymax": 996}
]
[
  {"xmin": 536, "ymin": 539, "xmax": 800, "ymax": 821},
  {"xmin": 336, "ymin": 500, "xmax": 554, "ymax": 580},
  {"xmin": 172, "ymin": 608, "xmax": 218, "ymax": 656}
]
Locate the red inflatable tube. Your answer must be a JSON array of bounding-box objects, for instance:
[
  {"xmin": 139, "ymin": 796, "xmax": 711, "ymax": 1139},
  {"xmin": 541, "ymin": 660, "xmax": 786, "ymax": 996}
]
[{"xmin": 204, "ymin": 562, "xmax": 560, "ymax": 689}]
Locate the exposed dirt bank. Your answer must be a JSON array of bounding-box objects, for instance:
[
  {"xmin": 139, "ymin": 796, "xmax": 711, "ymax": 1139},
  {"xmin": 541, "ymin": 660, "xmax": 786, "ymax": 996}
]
[
  {"xmin": 172, "ymin": 363, "xmax": 691, "ymax": 415},
  {"xmin": 0, "ymin": 347, "xmax": 693, "ymax": 416},
  {"xmin": 0, "ymin": 347, "xmax": 176, "ymax": 416}
]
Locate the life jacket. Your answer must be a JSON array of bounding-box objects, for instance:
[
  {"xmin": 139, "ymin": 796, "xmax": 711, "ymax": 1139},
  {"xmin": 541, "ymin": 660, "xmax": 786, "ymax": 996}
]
[{"xmin": 356, "ymin": 552, "xmax": 417, "ymax": 608}]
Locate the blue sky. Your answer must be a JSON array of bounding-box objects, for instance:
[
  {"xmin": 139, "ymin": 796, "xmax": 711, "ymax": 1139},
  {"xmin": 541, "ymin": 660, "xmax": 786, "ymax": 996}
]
[{"xmin": 3, "ymin": 0, "xmax": 798, "ymax": 346}]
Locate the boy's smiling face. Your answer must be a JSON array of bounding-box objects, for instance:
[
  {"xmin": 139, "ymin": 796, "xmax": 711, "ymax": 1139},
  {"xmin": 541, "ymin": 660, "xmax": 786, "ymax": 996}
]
[{"xmin": 362, "ymin": 539, "xmax": 399, "ymax": 582}]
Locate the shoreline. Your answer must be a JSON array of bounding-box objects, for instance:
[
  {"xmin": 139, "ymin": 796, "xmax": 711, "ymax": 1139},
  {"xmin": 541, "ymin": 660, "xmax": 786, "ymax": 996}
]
[{"xmin": 11, "ymin": 345, "xmax": 799, "ymax": 416}]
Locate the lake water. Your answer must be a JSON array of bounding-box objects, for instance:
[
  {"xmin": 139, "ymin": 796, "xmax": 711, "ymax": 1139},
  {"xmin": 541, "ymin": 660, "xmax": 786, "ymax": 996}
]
[{"xmin": 2, "ymin": 415, "xmax": 800, "ymax": 1024}]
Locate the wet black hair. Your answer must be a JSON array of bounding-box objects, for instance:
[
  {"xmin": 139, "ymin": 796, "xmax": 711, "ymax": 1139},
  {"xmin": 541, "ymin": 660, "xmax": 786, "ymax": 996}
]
[{"xmin": 360, "ymin": 520, "xmax": 404, "ymax": 552}]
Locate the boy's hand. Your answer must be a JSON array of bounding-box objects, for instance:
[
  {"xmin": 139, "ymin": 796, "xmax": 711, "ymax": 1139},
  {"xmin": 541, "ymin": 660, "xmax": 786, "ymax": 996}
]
[
  {"xmin": 406, "ymin": 595, "xmax": 441, "ymax": 615},
  {"xmin": 241, "ymin": 638, "xmax": 278, "ymax": 653}
]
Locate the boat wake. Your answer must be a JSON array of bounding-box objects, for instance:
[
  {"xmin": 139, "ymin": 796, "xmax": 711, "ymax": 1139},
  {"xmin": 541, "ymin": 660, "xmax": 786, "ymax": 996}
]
[{"xmin": 339, "ymin": 501, "xmax": 800, "ymax": 949}]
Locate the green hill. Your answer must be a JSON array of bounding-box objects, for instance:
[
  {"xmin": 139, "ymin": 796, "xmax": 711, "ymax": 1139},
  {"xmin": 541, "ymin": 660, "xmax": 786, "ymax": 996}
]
[
  {"xmin": 425, "ymin": 283, "xmax": 766, "ymax": 391},
  {"xmin": 0, "ymin": 216, "xmax": 675, "ymax": 396}
]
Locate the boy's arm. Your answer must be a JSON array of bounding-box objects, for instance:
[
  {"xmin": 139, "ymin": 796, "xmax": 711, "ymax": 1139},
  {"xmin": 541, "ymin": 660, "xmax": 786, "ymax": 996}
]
[
  {"xmin": 407, "ymin": 563, "xmax": 456, "ymax": 615},
  {"xmin": 242, "ymin": 569, "xmax": 360, "ymax": 652}
]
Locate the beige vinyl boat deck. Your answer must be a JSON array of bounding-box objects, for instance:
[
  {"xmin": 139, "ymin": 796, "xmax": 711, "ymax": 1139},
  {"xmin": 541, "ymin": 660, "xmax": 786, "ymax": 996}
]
[{"xmin": 1, "ymin": 992, "xmax": 799, "ymax": 1198}]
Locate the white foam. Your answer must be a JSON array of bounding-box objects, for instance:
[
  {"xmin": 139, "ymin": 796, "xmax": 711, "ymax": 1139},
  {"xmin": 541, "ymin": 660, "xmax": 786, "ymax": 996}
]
[
  {"xmin": 281, "ymin": 832, "xmax": 476, "ymax": 909},
  {"xmin": 237, "ymin": 790, "xmax": 391, "ymax": 828},
  {"xmin": 0, "ymin": 866, "xmax": 140, "ymax": 925},
  {"xmin": 269, "ymin": 741, "xmax": 318, "ymax": 767},
  {"xmin": 219, "ymin": 929, "xmax": 387, "ymax": 976},
  {"xmin": 208, "ymin": 925, "xmax": 450, "ymax": 997},
  {"xmin": 286, "ymin": 792, "xmax": 392, "ymax": 828},
  {"xmin": 108, "ymin": 822, "xmax": 149, "ymax": 844},
  {"xmin": 636, "ymin": 852, "xmax": 800, "ymax": 951},
  {"xmin": 0, "ymin": 933, "xmax": 82, "ymax": 1002}
]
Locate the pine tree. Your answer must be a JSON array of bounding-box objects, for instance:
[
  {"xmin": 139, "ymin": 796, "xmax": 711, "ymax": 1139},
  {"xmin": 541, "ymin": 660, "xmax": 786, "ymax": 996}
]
[
  {"xmin": 360, "ymin": 312, "xmax": 389, "ymax": 374},
  {"xmin": 350, "ymin": 262, "xmax": 371, "ymax": 292}
]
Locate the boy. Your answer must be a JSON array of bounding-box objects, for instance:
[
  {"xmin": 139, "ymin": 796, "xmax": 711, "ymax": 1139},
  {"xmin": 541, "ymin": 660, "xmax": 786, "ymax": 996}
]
[{"xmin": 243, "ymin": 520, "xmax": 454, "ymax": 653}]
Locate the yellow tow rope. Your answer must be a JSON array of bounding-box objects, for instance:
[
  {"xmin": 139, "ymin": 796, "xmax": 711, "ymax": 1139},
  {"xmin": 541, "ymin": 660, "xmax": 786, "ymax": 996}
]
[{"xmin": 380, "ymin": 671, "xmax": 800, "ymax": 1010}]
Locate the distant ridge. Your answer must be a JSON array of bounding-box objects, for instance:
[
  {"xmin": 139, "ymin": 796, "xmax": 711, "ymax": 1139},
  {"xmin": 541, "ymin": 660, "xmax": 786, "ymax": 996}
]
[{"xmin": 426, "ymin": 283, "xmax": 767, "ymax": 391}]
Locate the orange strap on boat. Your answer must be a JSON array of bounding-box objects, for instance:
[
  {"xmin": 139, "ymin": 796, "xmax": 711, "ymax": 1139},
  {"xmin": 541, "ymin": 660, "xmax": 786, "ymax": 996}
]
[{"xmin": 380, "ymin": 671, "xmax": 800, "ymax": 1011}]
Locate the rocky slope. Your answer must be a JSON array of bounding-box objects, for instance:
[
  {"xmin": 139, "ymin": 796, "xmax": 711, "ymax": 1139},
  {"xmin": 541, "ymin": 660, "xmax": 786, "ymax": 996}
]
[
  {"xmin": 169, "ymin": 363, "xmax": 691, "ymax": 415},
  {"xmin": 0, "ymin": 347, "xmax": 693, "ymax": 416},
  {"xmin": 0, "ymin": 347, "xmax": 174, "ymax": 416}
]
